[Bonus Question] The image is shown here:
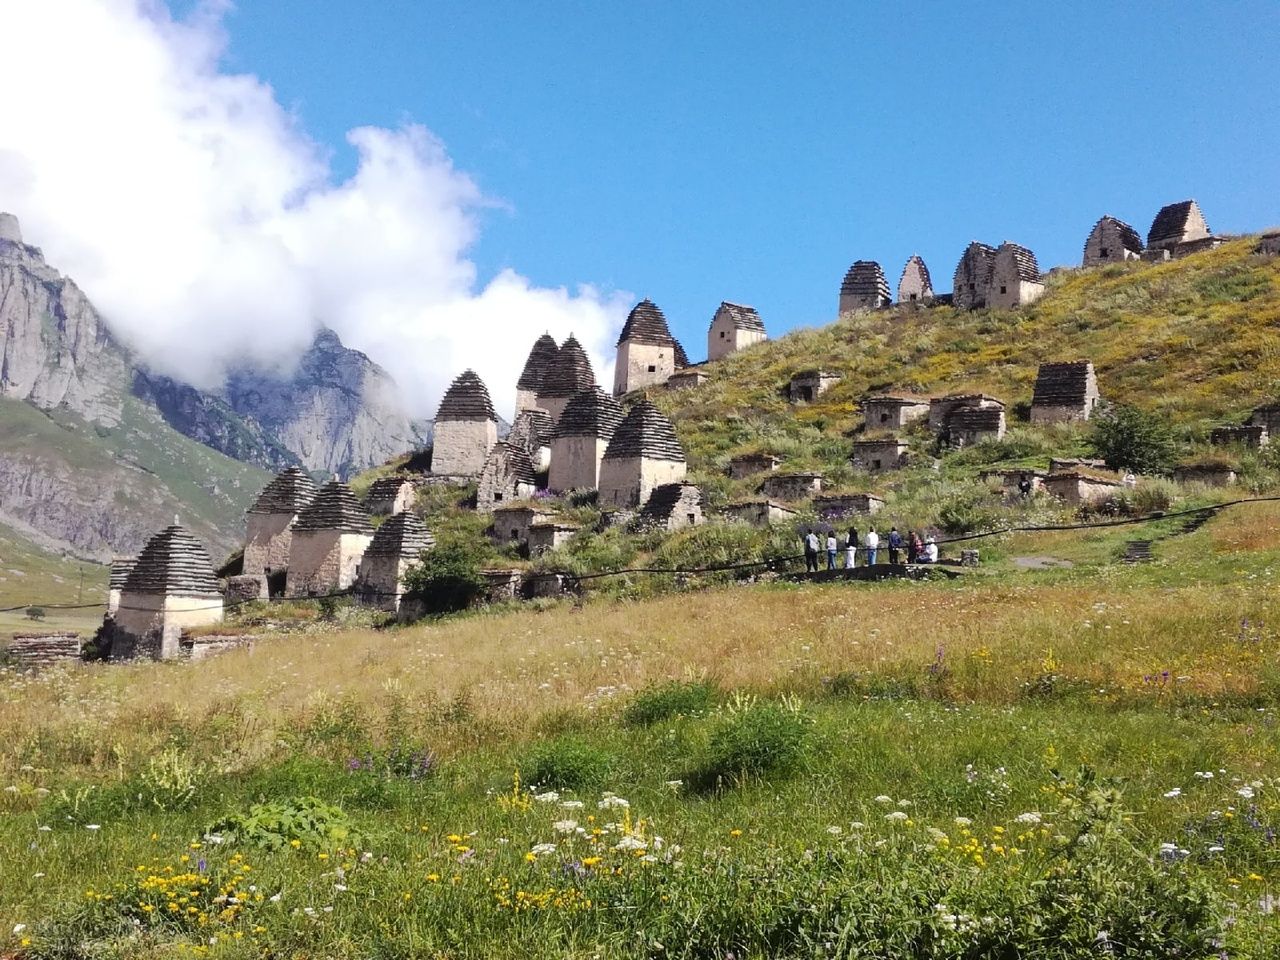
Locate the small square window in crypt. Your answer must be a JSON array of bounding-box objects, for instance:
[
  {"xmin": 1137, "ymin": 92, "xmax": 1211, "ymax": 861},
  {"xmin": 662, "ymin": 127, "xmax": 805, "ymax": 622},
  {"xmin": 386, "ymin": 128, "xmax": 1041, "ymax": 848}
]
[{"xmin": 647, "ymin": 365, "xmax": 656, "ymax": 373}]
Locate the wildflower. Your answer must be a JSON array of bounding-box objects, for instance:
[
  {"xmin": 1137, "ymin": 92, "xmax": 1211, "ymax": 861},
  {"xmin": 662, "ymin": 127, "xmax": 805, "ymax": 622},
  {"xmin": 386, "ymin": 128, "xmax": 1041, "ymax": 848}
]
[
  {"xmin": 268, "ymin": 893, "xmax": 282, "ymax": 903},
  {"xmin": 552, "ymin": 820, "xmax": 579, "ymax": 835},
  {"xmin": 333, "ymin": 884, "xmax": 347, "ymax": 892},
  {"xmin": 531, "ymin": 843, "xmax": 557, "ymax": 856},
  {"xmin": 598, "ymin": 793, "xmax": 630, "ymax": 809},
  {"xmin": 426, "ymin": 873, "xmax": 440, "ymax": 882},
  {"xmin": 1163, "ymin": 788, "xmax": 1182, "ymax": 799},
  {"xmin": 873, "ymin": 795, "xmax": 893, "ymax": 805},
  {"xmin": 849, "ymin": 821, "xmax": 865, "ymax": 829},
  {"xmin": 614, "ymin": 836, "xmax": 646, "ymax": 852},
  {"xmin": 12, "ymin": 925, "xmax": 27, "ymax": 936},
  {"xmin": 896, "ymin": 799, "xmax": 912, "ymax": 808},
  {"xmin": 728, "ymin": 829, "xmax": 743, "ymax": 838},
  {"xmin": 826, "ymin": 826, "xmax": 842, "ymax": 835},
  {"xmin": 1195, "ymin": 771, "xmax": 1214, "ymax": 779},
  {"xmin": 664, "ymin": 780, "xmax": 683, "ymax": 791},
  {"xmin": 885, "ymin": 811, "xmax": 909, "ymax": 822},
  {"xmin": 85, "ymin": 824, "xmax": 101, "ymax": 831},
  {"xmin": 534, "ymin": 791, "xmax": 561, "ymax": 803},
  {"xmin": 1238, "ymin": 786, "xmax": 1256, "ymax": 799},
  {"xmin": 1014, "ymin": 812, "xmax": 1042, "ymax": 824},
  {"xmin": 954, "ymin": 817, "xmax": 972, "ymax": 827},
  {"xmin": 559, "ymin": 800, "xmax": 584, "ymax": 810}
]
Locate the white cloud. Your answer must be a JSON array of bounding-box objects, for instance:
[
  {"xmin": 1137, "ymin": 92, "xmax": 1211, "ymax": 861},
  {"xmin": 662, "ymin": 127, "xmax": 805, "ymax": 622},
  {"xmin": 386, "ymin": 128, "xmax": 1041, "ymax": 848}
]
[{"xmin": 0, "ymin": 0, "xmax": 626, "ymax": 417}]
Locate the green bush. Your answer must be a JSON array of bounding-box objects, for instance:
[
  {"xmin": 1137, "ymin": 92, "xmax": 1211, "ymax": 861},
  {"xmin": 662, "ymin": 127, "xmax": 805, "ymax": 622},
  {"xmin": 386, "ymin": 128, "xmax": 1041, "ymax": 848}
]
[
  {"xmin": 524, "ymin": 735, "xmax": 612, "ymax": 790},
  {"xmin": 936, "ymin": 485, "xmax": 1002, "ymax": 535},
  {"xmin": 402, "ymin": 539, "xmax": 488, "ymax": 614},
  {"xmin": 622, "ymin": 679, "xmax": 718, "ymax": 726},
  {"xmin": 1090, "ymin": 403, "xmax": 1177, "ymax": 473},
  {"xmin": 689, "ymin": 699, "xmax": 811, "ymax": 791},
  {"xmin": 205, "ymin": 796, "xmax": 356, "ymax": 851}
]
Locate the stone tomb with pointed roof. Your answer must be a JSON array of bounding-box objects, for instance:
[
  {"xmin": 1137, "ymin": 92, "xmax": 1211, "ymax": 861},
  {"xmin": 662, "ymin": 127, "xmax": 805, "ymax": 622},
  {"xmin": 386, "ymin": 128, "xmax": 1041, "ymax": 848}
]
[
  {"xmin": 432, "ymin": 370, "xmax": 499, "ymax": 477},
  {"xmin": 634, "ymin": 482, "xmax": 704, "ymax": 532},
  {"xmin": 1031, "ymin": 361, "xmax": 1101, "ymax": 424},
  {"xmin": 243, "ymin": 467, "xmax": 317, "ymax": 580},
  {"xmin": 477, "ymin": 440, "xmax": 539, "ymax": 512},
  {"xmin": 515, "ymin": 333, "xmax": 559, "ymax": 417},
  {"xmin": 1082, "ymin": 216, "xmax": 1143, "ymax": 267},
  {"xmin": 897, "ymin": 255, "xmax": 934, "ymax": 305},
  {"xmin": 1146, "ymin": 200, "xmax": 1211, "ymax": 257},
  {"xmin": 707, "ymin": 301, "xmax": 766, "ymax": 362},
  {"xmin": 614, "ymin": 300, "xmax": 688, "ymax": 396},
  {"xmin": 549, "ymin": 388, "xmax": 624, "ymax": 493},
  {"xmin": 539, "ymin": 335, "xmax": 598, "ymax": 422},
  {"xmin": 598, "ymin": 399, "xmax": 687, "ymax": 509},
  {"xmin": 365, "ymin": 475, "xmax": 417, "ymax": 517},
  {"xmin": 508, "ymin": 408, "xmax": 555, "ymax": 473},
  {"xmin": 356, "ymin": 512, "xmax": 435, "ymax": 612},
  {"xmin": 112, "ymin": 525, "xmax": 223, "ymax": 660},
  {"xmin": 838, "ymin": 260, "xmax": 892, "ymax": 314},
  {"xmin": 951, "ymin": 242, "xmax": 997, "ymax": 311},
  {"xmin": 988, "ymin": 242, "xmax": 1044, "ymax": 309},
  {"xmin": 286, "ymin": 480, "xmax": 374, "ymax": 597},
  {"xmin": 107, "ymin": 557, "xmax": 135, "ymax": 616}
]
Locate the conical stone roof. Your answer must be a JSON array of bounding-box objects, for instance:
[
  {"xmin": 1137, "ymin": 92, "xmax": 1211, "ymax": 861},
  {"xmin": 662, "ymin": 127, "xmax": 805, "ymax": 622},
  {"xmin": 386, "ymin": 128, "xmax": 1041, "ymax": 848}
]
[
  {"xmin": 603, "ymin": 399, "xmax": 685, "ymax": 463},
  {"xmin": 294, "ymin": 480, "xmax": 374, "ymax": 534},
  {"xmin": 517, "ymin": 334, "xmax": 560, "ymax": 391},
  {"xmin": 840, "ymin": 261, "xmax": 891, "ymax": 302},
  {"xmin": 363, "ymin": 512, "xmax": 435, "ymax": 559},
  {"xmin": 509, "ymin": 408, "xmax": 556, "ymax": 450},
  {"xmin": 484, "ymin": 440, "xmax": 538, "ymax": 485},
  {"xmin": 540, "ymin": 335, "xmax": 597, "ymax": 398},
  {"xmin": 122, "ymin": 526, "xmax": 221, "ymax": 598},
  {"xmin": 617, "ymin": 299, "xmax": 678, "ymax": 347},
  {"xmin": 248, "ymin": 467, "xmax": 317, "ymax": 515},
  {"xmin": 1084, "ymin": 216, "xmax": 1143, "ymax": 259},
  {"xmin": 554, "ymin": 388, "xmax": 625, "ymax": 440},
  {"xmin": 435, "ymin": 370, "xmax": 497, "ymax": 422},
  {"xmin": 995, "ymin": 242, "xmax": 1041, "ymax": 282},
  {"xmin": 1148, "ymin": 200, "xmax": 1206, "ymax": 247},
  {"xmin": 366, "ymin": 476, "xmax": 414, "ymax": 502}
]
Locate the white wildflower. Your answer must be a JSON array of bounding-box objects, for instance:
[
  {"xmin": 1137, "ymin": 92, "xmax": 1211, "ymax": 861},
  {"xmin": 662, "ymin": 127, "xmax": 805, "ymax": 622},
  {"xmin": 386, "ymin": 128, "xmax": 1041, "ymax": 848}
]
[
  {"xmin": 826, "ymin": 825, "xmax": 842, "ymax": 835},
  {"xmin": 953, "ymin": 817, "xmax": 972, "ymax": 827},
  {"xmin": 552, "ymin": 820, "xmax": 579, "ymax": 835},
  {"xmin": 12, "ymin": 924, "xmax": 27, "ymax": 936},
  {"xmin": 1238, "ymin": 786, "xmax": 1255, "ymax": 799},
  {"xmin": 85, "ymin": 824, "xmax": 100, "ymax": 831},
  {"xmin": 1014, "ymin": 812, "xmax": 1042, "ymax": 824},
  {"xmin": 885, "ymin": 811, "xmax": 909, "ymax": 822},
  {"xmin": 531, "ymin": 842, "xmax": 557, "ymax": 856},
  {"xmin": 896, "ymin": 799, "xmax": 912, "ymax": 808},
  {"xmin": 598, "ymin": 793, "xmax": 630, "ymax": 809},
  {"xmin": 1194, "ymin": 771, "xmax": 1214, "ymax": 779},
  {"xmin": 849, "ymin": 821, "xmax": 865, "ymax": 829},
  {"xmin": 614, "ymin": 836, "xmax": 646, "ymax": 851},
  {"xmin": 559, "ymin": 800, "xmax": 584, "ymax": 810},
  {"xmin": 1163, "ymin": 788, "xmax": 1182, "ymax": 799},
  {"xmin": 873, "ymin": 795, "xmax": 893, "ymax": 804},
  {"xmin": 534, "ymin": 791, "xmax": 561, "ymax": 803}
]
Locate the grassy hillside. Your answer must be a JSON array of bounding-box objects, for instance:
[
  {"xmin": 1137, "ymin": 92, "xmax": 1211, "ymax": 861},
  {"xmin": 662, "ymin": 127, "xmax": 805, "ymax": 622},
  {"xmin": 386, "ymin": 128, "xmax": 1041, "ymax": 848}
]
[{"xmin": 0, "ymin": 521, "xmax": 106, "ymax": 642}]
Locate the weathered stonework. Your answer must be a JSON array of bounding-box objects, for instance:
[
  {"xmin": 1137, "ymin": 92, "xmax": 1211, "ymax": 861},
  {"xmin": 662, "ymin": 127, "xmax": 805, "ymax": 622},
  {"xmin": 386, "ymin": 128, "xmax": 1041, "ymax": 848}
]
[
  {"xmin": 759, "ymin": 472, "xmax": 823, "ymax": 502},
  {"xmin": 1258, "ymin": 232, "xmax": 1280, "ymax": 257},
  {"xmin": 243, "ymin": 467, "xmax": 317, "ymax": 578},
  {"xmin": 945, "ymin": 406, "xmax": 1007, "ymax": 446},
  {"xmin": 951, "ymin": 242, "xmax": 997, "ymax": 310},
  {"xmin": 1030, "ymin": 361, "xmax": 1101, "ymax": 423},
  {"xmin": 928, "ymin": 394, "xmax": 1005, "ymax": 433},
  {"xmin": 1211, "ymin": 425, "xmax": 1269, "ymax": 449},
  {"xmin": 614, "ymin": 300, "xmax": 688, "ymax": 395},
  {"xmin": 988, "ymin": 242, "xmax": 1044, "ymax": 309},
  {"xmin": 355, "ymin": 512, "xmax": 434, "ymax": 612},
  {"xmin": 788, "ymin": 370, "xmax": 841, "ymax": 403},
  {"xmin": 515, "ymin": 333, "xmax": 560, "ymax": 418},
  {"xmin": 224, "ymin": 574, "xmax": 266, "ymax": 604},
  {"xmin": 7, "ymin": 632, "xmax": 81, "ymax": 669},
  {"xmin": 549, "ymin": 388, "xmax": 624, "ymax": 492},
  {"xmin": 285, "ymin": 480, "xmax": 374, "ymax": 597},
  {"xmin": 598, "ymin": 399, "xmax": 687, "ymax": 509},
  {"xmin": 707, "ymin": 301, "xmax": 766, "ymax": 361},
  {"xmin": 112, "ymin": 526, "xmax": 223, "ymax": 661},
  {"xmin": 528, "ymin": 521, "xmax": 579, "ymax": 556},
  {"xmin": 477, "ymin": 441, "xmax": 538, "ymax": 512},
  {"xmin": 365, "ymin": 476, "xmax": 416, "ymax": 516},
  {"xmin": 1250, "ymin": 403, "xmax": 1280, "ymax": 436},
  {"xmin": 1147, "ymin": 200, "xmax": 1210, "ymax": 255},
  {"xmin": 490, "ymin": 505, "xmax": 552, "ymax": 550},
  {"xmin": 1173, "ymin": 464, "xmax": 1237, "ymax": 487},
  {"xmin": 635, "ymin": 482, "xmax": 704, "ymax": 531},
  {"xmin": 724, "ymin": 499, "xmax": 797, "ymax": 527},
  {"xmin": 812, "ymin": 493, "xmax": 884, "ymax": 518},
  {"xmin": 1082, "ymin": 216, "xmax": 1143, "ymax": 267},
  {"xmin": 728, "ymin": 453, "xmax": 781, "ymax": 479},
  {"xmin": 481, "ymin": 569, "xmax": 524, "ymax": 603},
  {"xmin": 107, "ymin": 557, "xmax": 134, "ymax": 615},
  {"xmin": 1043, "ymin": 472, "xmax": 1122, "ymax": 505},
  {"xmin": 539, "ymin": 335, "xmax": 597, "ymax": 422},
  {"xmin": 982, "ymin": 468, "xmax": 1047, "ymax": 501},
  {"xmin": 850, "ymin": 439, "xmax": 909, "ymax": 472},
  {"xmin": 666, "ymin": 369, "xmax": 709, "ymax": 390},
  {"xmin": 508, "ymin": 408, "xmax": 555, "ymax": 472},
  {"xmin": 862, "ymin": 396, "xmax": 929, "ymax": 431},
  {"xmin": 838, "ymin": 260, "xmax": 892, "ymax": 314},
  {"xmin": 897, "ymin": 255, "xmax": 933, "ymax": 304},
  {"xmin": 432, "ymin": 370, "xmax": 499, "ymax": 477}
]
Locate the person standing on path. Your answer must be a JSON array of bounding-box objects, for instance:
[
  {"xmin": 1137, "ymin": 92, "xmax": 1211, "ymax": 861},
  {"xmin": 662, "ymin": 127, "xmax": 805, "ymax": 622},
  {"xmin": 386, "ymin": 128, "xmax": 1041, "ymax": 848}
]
[
  {"xmin": 865, "ymin": 526, "xmax": 880, "ymax": 566},
  {"xmin": 804, "ymin": 530, "xmax": 820, "ymax": 573},
  {"xmin": 825, "ymin": 532, "xmax": 838, "ymax": 570},
  {"xmin": 888, "ymin": 527, "xmax": 904, "ymax": 565}
]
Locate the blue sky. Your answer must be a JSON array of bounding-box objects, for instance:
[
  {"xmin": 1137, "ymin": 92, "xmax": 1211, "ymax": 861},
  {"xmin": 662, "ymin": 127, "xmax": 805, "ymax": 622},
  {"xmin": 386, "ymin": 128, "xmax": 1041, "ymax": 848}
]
[{"xmin": 216, "ymin": 0, "xmax": 1279, "ymax": 357}]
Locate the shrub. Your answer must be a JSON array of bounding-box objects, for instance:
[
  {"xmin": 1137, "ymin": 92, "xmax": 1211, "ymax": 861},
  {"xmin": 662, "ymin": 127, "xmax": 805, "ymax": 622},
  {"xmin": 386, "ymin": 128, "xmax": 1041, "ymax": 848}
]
[
  {"xmin": 1090, "ymin": 403, "xmax": 1177, "ymax": 473},
  {"xmin": 25, "ymin": 606, "xmax": 45, "ymax": 622},
  {"xmin": 689, "ymin": 698, "xmax": 811, "ymax": 791},
  {"xmin": 525, "ymin": 736, "xmax": 612, "ymax": 790},
  {"xmin": 936, "ymin": 486, "xmax": 1002, "ymax": 535},
  {"xmin": 402, "ymin": 540, "xmax": 487, "ymax": 614},
  {"xmin": 205, "ymin": 796, "xmax": 356, "ymax": 851},
  {"xmin": 622, "ymin": 679, "xmax": 718, "ymax": 726},
  {"xmin": 136, "ymin": 746, "xmax": 205, "ymax": 812}
]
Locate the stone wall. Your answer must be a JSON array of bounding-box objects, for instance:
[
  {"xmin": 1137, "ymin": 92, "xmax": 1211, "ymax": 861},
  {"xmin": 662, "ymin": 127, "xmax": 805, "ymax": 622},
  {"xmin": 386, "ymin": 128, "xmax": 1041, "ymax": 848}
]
[
  {"xmin": 243, "ymin": 512, "xmax": 295, "ymax": 577},
  {"xmin": 514, "ymin": 387, "xmax": 540, "ymax": 416},
  {"xmin": 1043, "ymin": 474, "xmax": 1120, "ymax": 505},
  {"xmin": 489, "ymin": 508, "xmax": 549, "ymax": 550},
  {"xmin": 724, "ymin": 501, "xmax": 796, "ymax": 527},
  {"xmin": 614, "ymin": 341, "xmax": 677, "ymax": 396},
  {"xmin": 1211, "ymin": 425, "xmax": 1269, "ymax": 449},
  {"xmin": 728, "ymin": 454, "xmax": 780, "ymax": 480},
  {"xmin": 708, "ymin": 312, "xmax": 766, "ymax": 362},
  {"xmin": 225, "ymin": 574, "xmax": 266, "ymax": 604},
  {"xmin": 549, "ymin": 435, "xmax": 609, "ymax": 493},
  {"xmin": 788, "ymin": 372, "xmax": 840, "ymax": 403},
  {"xmin": 528, "ymin": 523, "xmax": 577, "ymax": 556},
  {"xmin": 598, "ymin": 456, "xmax": 686, "ymax": 509},
  {"xmin": 286, "ymin": 530, "xmax": 372, "ymax": 597},
  {"xmin": 987, "ymin": 277, "xmax": 1045, "ymax": 310},
  {"xmin": 356, "ymin": 554, "xmax": 412, "ymax": 612},
  {"xmin": 432, "ymin": 419, "xmax": 497, "ymax": 477},
  {"xmin": 862, "ymin": 398, "xmax": 929, "ymax": 431},
  {"xmin": 812, "ymin": 494, "xmax": 884, "ymax": 518},
  {"xmin": 7, "ymin": 632, "xmax": 81, "ymax": 668},
  {"xmin": 850, "ymin": 441, "xmax": 908, "ymax": 472},
  {"xmin": 113, "ymin": 593, "xmax": 224, "ymax": 661},
  {"xmin": 759, "ymin": 474, "xmax": 823, "ymax": 501}
]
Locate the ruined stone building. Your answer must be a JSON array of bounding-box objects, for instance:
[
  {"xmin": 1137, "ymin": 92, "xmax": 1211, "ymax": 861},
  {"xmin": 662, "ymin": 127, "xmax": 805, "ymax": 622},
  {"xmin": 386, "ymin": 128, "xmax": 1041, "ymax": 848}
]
[
  {"xmin": 548, "ymin": 388, "xmax": 624, "ymax": 493},
  {"xmin": 528, "ymin": 519, "xmax": 579, "ymax": 556},
  {"xmin": 1251, "ymin": 403, "xmax": 1280, "ymax": 436},
  {"xmin": 897, "ymin": 255, "xmax": 934, "ymax": 304},
  {"xmin": 508, "ymin": 407, "xmax": 555, "ymax": 472},
  {"xmin": 813, "ymin": 493, "xmax": 885, "ymax": 518},
  {"xmin": 788, "ymin": 370, "xmax": 841, "ymax": 403},
  {"xmin": 951, "ymin": 242, "xmax": 997, "ymax": 310},
  {"xmin": 1146, "ymin": 200, "xmax": 1212, "ymax": 258},
  {"xmin": 838, "ymin": 260, "xmax": 892, "ymax": 314},
  {"xmin": 365, "ymin": 476, "xmax": 416, "ymax": 517},
  {"xmin": 862, "ymin": 395, "xmax": 930, "ymax": 431},
  {"xmin": 707, "ymin": 301, "xmax": 766, "ymax": 362},
  {"xmin": 477, "ymin": 441, "xmax": 538, "ymax": 512},
  {"xmin": 355, "ymin": 512, "xmax": 434, "ymax": 612},
  {"xmin": 598, "ymin": 399, "xmax": 687, "ymax": 510},
  {"xmin": 850, "ymin": 438, "xmax": 909, "ymax": 472},
  {"xmin": 759, "ymin": 472, "xmax": 824, "ymax": 501},
  {"xmin": 243, "ymin": 466, "xmax": 317, "ymax": 590},
  {"xmin": 489, "ymin": 504, "xmax": 551, "ymax": 552},
  {"xmin": 945, "ymin": 406, "xmax": 1007, "ymax": 446},
  {"xmin": 666, "ymin": 368, "xmax": 710, "ymax": 390},
  {"xmin": 635, "ymin": 482, "xmax": 704, "ymax": 532},
  {"xmin": 1173, "ymin": 463, "xmax": 1237, "ymax": 488},
  {"xmin": 515, "ymin": 333, "xmax": 560, "ymax": 417},
  {"xmin": 1082, "ymin": 216, "xmax": 1143, "ymax": 267},
  {"xmin": 539, "ymin": 335, "xmax": 597, "ymax": 423},
  {"xmin": 112, "ymin": 525, "xmax": 223, "ymax": 661},
  {"xmin": 928, "ymin": 394, "xmax": 1005, "ymax": 433},
  {"xmin": 1211, "ymin": 425, "xmax": 1269, "ymax": 449},
  {"xmin": 286, "ymin": 480, "xmax": 374, "ymax": 598},
  {"xmin": 1043, "ymin": 471, "xmax": 1121, "ymax": 506},
  {"xmin": 988, "ymin": 242, "xmax": 1045, "ymax": 309},
  {"xmin": 728, "ymin": 452, "xmax": 781, "ymax": 480},
  {"xmin": 432, "ymin": 370, "xmax": 498, "ymax": 477},
  {"xmin": 724, "ymin": 499, "xmax": 797, "ymax": 527},
  {"xmin": 1030, "ymin": 361, "xmax": 1101, "ymax": 423},
  {"xmin": 614, "ymin": 299, "xmax": 689, "ymax": 396}
]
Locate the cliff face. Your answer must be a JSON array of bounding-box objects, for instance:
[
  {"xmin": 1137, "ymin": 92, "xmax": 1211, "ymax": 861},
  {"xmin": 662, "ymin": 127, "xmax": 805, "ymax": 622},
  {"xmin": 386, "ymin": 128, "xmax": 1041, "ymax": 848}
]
[{"xmin": 223, "ymin": 329, "xmax": 425, "ymax": 478}]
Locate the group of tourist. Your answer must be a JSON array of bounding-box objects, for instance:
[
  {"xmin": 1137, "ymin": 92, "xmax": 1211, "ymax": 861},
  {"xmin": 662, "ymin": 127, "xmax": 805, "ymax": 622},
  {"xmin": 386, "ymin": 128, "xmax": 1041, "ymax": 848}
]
[{"xmin": 802, "ymin": 525, "xmax": 939, "ymax": 573}]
